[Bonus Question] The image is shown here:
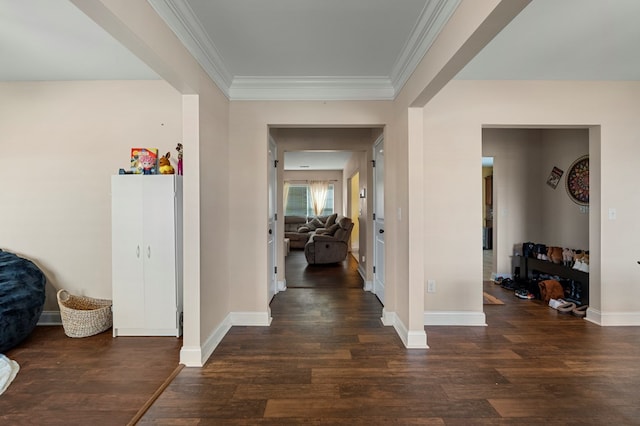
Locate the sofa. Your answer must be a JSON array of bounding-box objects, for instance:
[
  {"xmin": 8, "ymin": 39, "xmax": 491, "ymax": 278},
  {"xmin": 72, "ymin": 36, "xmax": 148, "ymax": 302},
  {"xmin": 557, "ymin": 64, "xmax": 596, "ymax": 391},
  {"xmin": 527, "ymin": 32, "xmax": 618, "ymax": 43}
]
[
  {"xmin": 284, "ymin": 215, "xmax": 312, "ymax": 249},
  {"xmin": 284, "ymin": 213, "xmax": 339, "ymax": 249},
  {"xmin": 304, "ymin": 216, "xmax": 354, "ymax": 264}
]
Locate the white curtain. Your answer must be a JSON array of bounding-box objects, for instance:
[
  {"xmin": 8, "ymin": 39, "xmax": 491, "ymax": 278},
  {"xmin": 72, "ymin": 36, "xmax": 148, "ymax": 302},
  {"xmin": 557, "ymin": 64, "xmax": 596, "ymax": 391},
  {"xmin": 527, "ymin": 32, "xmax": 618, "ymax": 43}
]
[
  {"xmin": 283, "ymin": 182, "xmax": 290, "ymax": 214},
  {"xmin": 309, "ymin": 181, "xmax": 329, "ymax": 216}
]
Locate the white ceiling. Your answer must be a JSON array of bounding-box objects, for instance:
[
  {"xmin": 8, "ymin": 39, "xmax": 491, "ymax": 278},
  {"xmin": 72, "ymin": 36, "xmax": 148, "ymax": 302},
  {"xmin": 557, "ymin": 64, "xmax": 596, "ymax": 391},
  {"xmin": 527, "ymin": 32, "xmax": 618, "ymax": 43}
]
[
  {"xmin": 0, "ymin": 0, "xmax": 158, "ymax": 81},
  {"xmin": 3, "ymin": 1, "xmax": 640, "ymax": 92},
  {"xmin": 456, "ymin": 0, "xmax": 640, "ymax": 81},
  {"xmin": 284, "ymin": 151, "xmax": 355, "ymax": 171},
  {"xmin": 148, "ymin": 0, "xmax": 460, "ymax": 100}
]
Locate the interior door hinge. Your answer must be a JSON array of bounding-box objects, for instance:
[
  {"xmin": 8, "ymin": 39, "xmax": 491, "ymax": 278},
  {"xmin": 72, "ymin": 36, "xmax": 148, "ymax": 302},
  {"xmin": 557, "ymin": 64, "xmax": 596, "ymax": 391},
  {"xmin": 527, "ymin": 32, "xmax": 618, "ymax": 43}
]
[
  {"xmin": 371, "ymin": 160, "xmax": 376, "ymax": 167},
  {"xmin": 373, "ymin": 266, "xmax": 376, "ymax": 274},
  {"xmin": 274, "ymin": 266, "xmax": 277, "ymax": 274},
  {"xmin": 373, "ymin": 213, "xmax": 376, "ymax": 220},
  {"xmin": 274, "ymin": 160, "xmax": 279, "ymax": 168},
  {"xmin": 275, "ymin": 213, "xmax": 278, "ymax": 221}
]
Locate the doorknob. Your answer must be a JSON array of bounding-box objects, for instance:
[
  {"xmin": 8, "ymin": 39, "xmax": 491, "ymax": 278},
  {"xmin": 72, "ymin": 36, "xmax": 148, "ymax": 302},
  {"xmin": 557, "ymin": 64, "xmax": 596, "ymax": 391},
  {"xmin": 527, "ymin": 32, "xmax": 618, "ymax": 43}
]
[
  {"xmin": 379, "ymin": 229, "xmax": 385, "ymax": 234},
  {"xmin": 268, "ymin": 229, "xmax": 273, "ymax": 234}
]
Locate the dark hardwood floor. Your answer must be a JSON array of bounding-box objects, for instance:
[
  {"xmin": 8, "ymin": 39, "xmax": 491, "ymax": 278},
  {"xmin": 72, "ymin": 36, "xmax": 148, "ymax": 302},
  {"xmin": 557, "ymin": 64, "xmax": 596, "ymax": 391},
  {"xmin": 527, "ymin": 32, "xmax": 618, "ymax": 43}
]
[
  {"xmin": 1, "ymin": 326, "xmax": 182, "ymax": 425},
  {"xmin": 285, "ymin": 249, "xmax": 363, "ymax": 288},
  {"xmin": 4, "ymin": 256, "xmax": 640, "ymax": 424},
  {"xmin": 140, "ymin": 264, "xmax": 640, "ymax": 425}
]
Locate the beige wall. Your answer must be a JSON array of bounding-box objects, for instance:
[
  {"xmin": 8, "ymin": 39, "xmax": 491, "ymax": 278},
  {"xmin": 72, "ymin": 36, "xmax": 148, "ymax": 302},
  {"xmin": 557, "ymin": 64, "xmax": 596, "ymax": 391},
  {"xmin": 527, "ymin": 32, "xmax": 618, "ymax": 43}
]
[
  {"xmin": 423, "ymin": 80, "xmax": 640, "ymax": 325},
  {"xmin": 539, "ymin": 129, "xmax": 589, "ymax": 248},
  {"xmin": 197, "ymin": 84, "xmax": 231, "ymax": 345},
  {"xmin": 0, "ymin": 80, "xmax": 182, "ymax": 311}
]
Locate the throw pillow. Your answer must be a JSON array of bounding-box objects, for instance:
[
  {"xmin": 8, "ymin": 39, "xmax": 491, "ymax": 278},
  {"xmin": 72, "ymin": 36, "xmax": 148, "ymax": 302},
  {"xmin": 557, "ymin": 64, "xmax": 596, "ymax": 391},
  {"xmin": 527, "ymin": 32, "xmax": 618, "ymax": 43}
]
[
  {"xmin": 337, "ymin": 216, "xmax": 352, "ymax": 228},
  {"xmin": 325, "ymin": 213, "xmax": 338, "ymax": 227},
  {"xmin": 297, "ymin": 226, "xmax": 310, "ymax": 233},
  {"xmin": 310, "ymin": 217, "xmax": 324, "ymax": 228},
  {"xmin": 325, "ymin": 223, "xmax": 340, "ymax": 236}
]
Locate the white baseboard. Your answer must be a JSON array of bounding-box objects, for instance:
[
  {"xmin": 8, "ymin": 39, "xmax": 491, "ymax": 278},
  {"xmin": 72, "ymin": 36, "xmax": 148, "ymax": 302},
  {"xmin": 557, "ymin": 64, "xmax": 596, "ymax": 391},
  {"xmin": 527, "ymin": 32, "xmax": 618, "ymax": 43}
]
[
  {"xmin": 424, "ymin": 311, "xmax": 487, "ymax": 326},
  {"xmin": 585, "ymin": 308, "xmax": 640, "ymax": 326},
  {"xmin": 191, "ymin": 314, "xmax": 233, "ymax": 367},
  {"xmin": 38, "ymin": 310, "xmax": 62, "ymax": 326},
  {"xmin": 363, "ymin": 280, "xmax": 373, "ymax": 292},
  {"xmin": 184, "ymin": 310, "xmax": 272, "ymax": 367},
  {"xmin": 230, "ymin": 311, "xmax": 272, "ymax": 326},
  {"xmin": 180, "ymin": 345, "xmax": 206, "ymax": 367},
  {"xmin": 381, "ymin": 309, "xmax": 428, "ymax": 349}
]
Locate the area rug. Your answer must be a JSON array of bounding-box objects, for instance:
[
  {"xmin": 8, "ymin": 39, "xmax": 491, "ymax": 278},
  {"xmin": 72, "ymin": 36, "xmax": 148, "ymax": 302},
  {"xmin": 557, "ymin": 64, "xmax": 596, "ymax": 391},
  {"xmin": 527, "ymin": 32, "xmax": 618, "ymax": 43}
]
[
  {"xmin": 483, "ymin": 292, "xmax": 504, "ymax": 305},
  {"xmin": 0, "ymin": 354, "xmax": 19, "ymax": 395}
]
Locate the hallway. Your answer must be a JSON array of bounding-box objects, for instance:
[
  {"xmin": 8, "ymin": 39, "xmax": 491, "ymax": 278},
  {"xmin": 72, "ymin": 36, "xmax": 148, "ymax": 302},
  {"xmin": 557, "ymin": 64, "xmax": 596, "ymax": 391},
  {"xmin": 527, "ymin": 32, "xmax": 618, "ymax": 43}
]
[{"xmin": 285, "ymin": 249, "xmax": 363, "ymax": 289}]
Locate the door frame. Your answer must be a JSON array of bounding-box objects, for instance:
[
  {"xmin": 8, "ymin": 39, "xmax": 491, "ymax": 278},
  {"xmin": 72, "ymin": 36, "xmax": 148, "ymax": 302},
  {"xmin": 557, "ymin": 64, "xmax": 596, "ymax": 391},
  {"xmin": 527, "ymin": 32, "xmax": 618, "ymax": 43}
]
[
  {"xmin": 267, "ymin": 137, "xmax": 278, "ymax": 302},
  {"xmin": 372, "ymin": 134, "xmax": 385, "ymax": 304}
]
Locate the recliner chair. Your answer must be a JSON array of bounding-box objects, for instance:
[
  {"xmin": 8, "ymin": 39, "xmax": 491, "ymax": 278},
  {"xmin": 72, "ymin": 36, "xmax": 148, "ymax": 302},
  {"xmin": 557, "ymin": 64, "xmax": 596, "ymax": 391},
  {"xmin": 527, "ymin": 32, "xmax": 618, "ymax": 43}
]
[{"xmin": 304, "ymin": 216, "xmax": 354, "ymax": 264}]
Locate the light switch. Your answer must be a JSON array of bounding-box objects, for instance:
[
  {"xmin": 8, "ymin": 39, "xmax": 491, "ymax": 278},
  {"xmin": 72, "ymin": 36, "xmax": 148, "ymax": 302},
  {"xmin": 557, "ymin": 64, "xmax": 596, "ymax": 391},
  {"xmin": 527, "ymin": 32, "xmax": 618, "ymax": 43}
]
[{"xmin": 609, "ymin": 208, "xmax": 617, "ymax": 220}]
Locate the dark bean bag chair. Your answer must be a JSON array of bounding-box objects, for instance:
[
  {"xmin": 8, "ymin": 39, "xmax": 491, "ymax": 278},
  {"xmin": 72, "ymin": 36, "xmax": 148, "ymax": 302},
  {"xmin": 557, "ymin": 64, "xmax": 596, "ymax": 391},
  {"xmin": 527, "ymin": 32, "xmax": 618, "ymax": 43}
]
[{"xmin": 0, "ymin": 250, "xmax": 46, "ymax": 353}]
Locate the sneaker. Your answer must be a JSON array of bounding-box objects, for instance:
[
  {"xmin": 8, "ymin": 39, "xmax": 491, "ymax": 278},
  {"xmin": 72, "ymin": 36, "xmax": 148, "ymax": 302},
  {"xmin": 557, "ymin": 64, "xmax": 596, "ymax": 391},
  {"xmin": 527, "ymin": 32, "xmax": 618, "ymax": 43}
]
[
  {"xmin": 501, "ymin": 278, "xmax": 515, "ymax": 290},
  {"xmin": 549, "ymin": 298, "xmax": 565, "ymax": 309},
  {"xmin": 515, "ymin": 289, "xmax": 534, "ymax": 299}
]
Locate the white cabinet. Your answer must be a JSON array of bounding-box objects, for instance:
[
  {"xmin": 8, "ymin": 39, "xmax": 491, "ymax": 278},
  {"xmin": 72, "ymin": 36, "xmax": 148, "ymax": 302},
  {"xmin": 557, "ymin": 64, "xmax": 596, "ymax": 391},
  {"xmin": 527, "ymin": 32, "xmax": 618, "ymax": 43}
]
[{"xmin": 111, "ymin": 175, "xmax": 183, "ymax": 337}]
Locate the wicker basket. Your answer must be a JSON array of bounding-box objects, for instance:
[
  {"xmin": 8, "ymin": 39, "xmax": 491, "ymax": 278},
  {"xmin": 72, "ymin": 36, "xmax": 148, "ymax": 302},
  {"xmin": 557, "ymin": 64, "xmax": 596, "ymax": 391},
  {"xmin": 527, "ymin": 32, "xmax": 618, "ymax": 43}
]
[{"xmin": 57, "ymin": 289, "xmax": 113, "ymax": 338}]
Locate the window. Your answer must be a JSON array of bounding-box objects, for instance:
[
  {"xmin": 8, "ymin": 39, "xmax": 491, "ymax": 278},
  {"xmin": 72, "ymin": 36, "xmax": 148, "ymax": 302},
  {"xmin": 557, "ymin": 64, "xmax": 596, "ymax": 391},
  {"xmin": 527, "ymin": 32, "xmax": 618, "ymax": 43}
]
[{"xmin": 285, "ymin": 184, "xmax": 334, "ymax": 217}]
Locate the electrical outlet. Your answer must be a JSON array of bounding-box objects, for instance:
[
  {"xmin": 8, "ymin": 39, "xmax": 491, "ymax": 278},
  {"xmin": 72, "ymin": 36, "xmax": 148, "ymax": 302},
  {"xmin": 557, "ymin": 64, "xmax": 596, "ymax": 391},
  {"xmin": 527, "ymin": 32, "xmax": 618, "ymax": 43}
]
[
  {"xmin": 361, "ymin": 256, "xmax": 365, "ymax": 263},
  {"xmin": 427, "ymin": 280, "xmax": 436, "ymax": 293}
]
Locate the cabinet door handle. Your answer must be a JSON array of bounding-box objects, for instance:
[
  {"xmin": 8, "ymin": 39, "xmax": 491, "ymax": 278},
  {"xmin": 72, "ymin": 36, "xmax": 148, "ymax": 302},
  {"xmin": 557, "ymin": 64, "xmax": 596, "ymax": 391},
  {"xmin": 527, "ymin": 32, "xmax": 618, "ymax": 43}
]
[
  {"xmin": 147, "ymin": 246, "xmax": 151, "ymax": 259},
  {"xmin": 136, "ymin": 245, "xmax": 140, "ymax": 258}
]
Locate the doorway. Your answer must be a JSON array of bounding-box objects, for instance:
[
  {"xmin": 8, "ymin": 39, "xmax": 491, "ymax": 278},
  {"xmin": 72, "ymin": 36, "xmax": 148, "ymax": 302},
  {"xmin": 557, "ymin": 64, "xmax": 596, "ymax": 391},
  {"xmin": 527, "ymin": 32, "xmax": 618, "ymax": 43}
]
[
  {"xmin": 349, "ymin": 171, "xmax": 360, "ymax": 262},
  {"xmin": 270, "ymin": 127, "xmax": 382, "ymax": 296},
  {"xmin": 482, "ymin": 128, "xmax": 592, "ymax": 299},
  {"xmin": 482, "ymin": 157, "xmax": 494, "ymax": 281}
]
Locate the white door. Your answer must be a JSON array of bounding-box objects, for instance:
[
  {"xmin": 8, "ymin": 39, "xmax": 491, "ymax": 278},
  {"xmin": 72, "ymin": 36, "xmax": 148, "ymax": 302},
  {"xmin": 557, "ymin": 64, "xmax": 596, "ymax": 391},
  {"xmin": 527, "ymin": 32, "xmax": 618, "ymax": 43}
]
[
  {"xmin": 267, "ymin": 140, "xmax": 277, "ymax": 302},
  {"xmin": 111, "ymin": 176, "xmax": 145, "ymax": 329},
  {"xmin": 373, "ymin": 136, "xmax": 385, "ymax": 304},
  {"xmin": 142, "ymin": 176, "xmax": 178, "ymax": 330}
]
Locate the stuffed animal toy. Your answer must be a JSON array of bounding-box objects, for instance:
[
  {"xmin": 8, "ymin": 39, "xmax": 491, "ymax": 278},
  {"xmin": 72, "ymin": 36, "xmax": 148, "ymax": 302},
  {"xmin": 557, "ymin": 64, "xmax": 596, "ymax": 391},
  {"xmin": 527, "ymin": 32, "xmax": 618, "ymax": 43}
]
[
  {"xmin": 547, "ymin": 246, "xmax": 563, "ymax": 264},
  {"xmin": 139, "ymin": 154, "xmax": 156, "ymax": 175},
  {"xmin": 159, "ymin": 152, "xmax": 175, "ymax": 175},
  {"xmin": 176, "ymin": 143, "xmax": 183, "ymax": 175}
]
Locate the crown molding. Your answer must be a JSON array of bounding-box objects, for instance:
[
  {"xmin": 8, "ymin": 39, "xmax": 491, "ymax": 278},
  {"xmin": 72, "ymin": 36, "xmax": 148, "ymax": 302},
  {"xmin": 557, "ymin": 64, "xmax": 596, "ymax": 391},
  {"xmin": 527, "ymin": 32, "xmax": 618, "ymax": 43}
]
[
  {"xmin": 147, "ymin": 0, "xmax": 233, "ymax": 97},
  {"xmin": 390, "ymin": 0, "xmax": 461, "ymax": 94},
  {"xmin": 229, "ymin": 76, "xmax": 394, "ymax": 101},
  {"xmin": 149, "ymin": 0, "xmax": 460, "ymax": 100}
]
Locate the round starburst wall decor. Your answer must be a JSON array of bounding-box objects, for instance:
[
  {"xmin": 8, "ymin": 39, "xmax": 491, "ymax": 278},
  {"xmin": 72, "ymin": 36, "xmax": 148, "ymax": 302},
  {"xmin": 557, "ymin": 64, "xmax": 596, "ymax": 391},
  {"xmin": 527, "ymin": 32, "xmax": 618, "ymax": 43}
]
[{"xmin": 566, "ymin": 155, "xmax": 589, "ymax": 205}]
